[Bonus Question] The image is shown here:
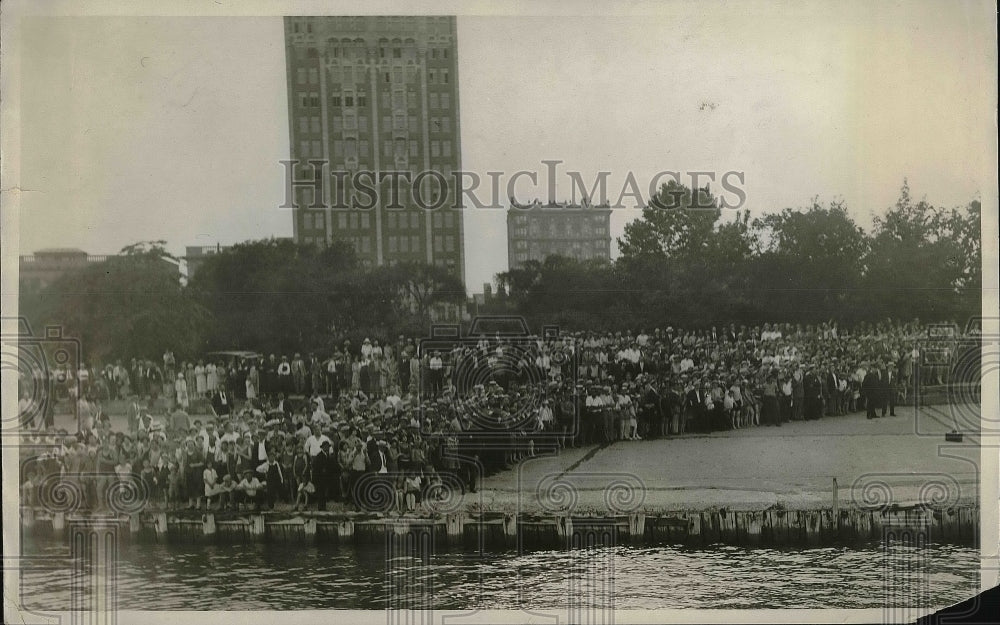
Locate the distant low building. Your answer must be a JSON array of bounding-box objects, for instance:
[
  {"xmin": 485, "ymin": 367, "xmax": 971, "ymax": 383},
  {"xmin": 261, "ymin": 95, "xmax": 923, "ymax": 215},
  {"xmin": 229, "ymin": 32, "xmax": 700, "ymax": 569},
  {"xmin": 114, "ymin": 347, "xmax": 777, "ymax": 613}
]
[
  {"xmin": 20, "ymin": 247, "xmax": 185, "ymax": 290},
  {"xmin": 184, "ymin": 244, "xmax": 230, "ymax": 281},
  {"xmin": 467, "ymin": 282, "xmax": 495, "ymax": 318},
  {"xmin": 19, "ymin": 248, "xmax": 115, "ymax": 290}
]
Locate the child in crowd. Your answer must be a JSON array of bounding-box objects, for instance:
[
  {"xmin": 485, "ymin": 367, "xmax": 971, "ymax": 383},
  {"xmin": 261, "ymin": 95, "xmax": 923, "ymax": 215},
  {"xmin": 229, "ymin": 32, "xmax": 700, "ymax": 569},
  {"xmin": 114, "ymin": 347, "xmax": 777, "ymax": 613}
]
[
  {"xmin": 404, "ymin": 471, "xmax": 422, "ymax": 514},
  {"xmin": 393, "ymin": 474, "xmax": 407, "ymax": 516},
  {"xmin": 236, "ymin": 469, "xmax": 266, "ymax": 512},
  {"xmin": 217, "ymin": 473, "xmax": 237, "ymax": 510},
  {"xmin": 166, "ymin": 462, "xmax": 182, "ymax": 506}
]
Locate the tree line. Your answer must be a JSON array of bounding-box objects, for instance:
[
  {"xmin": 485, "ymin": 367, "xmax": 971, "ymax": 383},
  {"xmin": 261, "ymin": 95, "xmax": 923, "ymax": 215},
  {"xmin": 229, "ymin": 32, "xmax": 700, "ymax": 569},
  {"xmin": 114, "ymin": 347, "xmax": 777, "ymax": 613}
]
[
  {"xmin": 491, "ymin": 179, "xmax": 981, "ymax": 331},
  {"xmin": 19, "ymin": 179, "xmax": 981, "ymax": 362},
  {"xmin": 20, "ymin": 238, "xmax": 465, "ymax": 363}
]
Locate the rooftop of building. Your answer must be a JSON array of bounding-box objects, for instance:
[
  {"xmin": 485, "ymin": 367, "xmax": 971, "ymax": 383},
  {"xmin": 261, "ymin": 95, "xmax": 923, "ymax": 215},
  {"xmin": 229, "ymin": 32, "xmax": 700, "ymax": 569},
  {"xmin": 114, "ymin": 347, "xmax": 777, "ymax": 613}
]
[
  {"xmin": 31, "ymin": 247, "xmax": 89, "ymax": 256},
  {"xmin": 508, "ymin": 198, "xmax": 613, "ymax": 213}
]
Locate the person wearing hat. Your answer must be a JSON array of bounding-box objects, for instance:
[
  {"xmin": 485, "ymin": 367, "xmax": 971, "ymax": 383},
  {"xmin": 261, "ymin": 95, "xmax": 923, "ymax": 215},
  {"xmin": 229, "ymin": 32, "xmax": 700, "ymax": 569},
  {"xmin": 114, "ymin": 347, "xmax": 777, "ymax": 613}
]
[
  {"xmin": 344, "ymin": 435, "xmax": 369, "ymax": 509},
  {"xmin": 256, "ymin": 455, "xmax": 286, "ymax": 510},
  {"xmin": 202, "ymin": 460, "xmax": 221, "ymax": 511},
  {"xmin": 428, "ymin": 350, "xmax": 444, "ymax": 397},
  {"xmin": 684, "ymin": 376, "xmax": 706, "ymax": 433},
  {"xmin": 581, "ymin": 386, "xmax": 600, "ymax": 445},
  {"xmin": 778, "ymin": 368, "xmax": 793, "ymax": 425},
  {"xmin": 236, "ymin": 469, "xmax": 266, "ymax": 512},
  {"xmin": 277, "ymin": 355, "xmax": 292, "ymax": 396},
  {"xmin": 880, "ymin": 358, "xmax": 897, "ymax": 417},
  {"xmin": 174, "ymin": 372, "xmax": 190, "ymax": 411},
  {"xmin": 861, "ymin": 361, "xmax": 882, "ymax": 419},
  {"xmin": 210, "ymin": 383, "xmax": 232, "ymax": 418},
  {"xmin": 217, "ymin": 473, "xmax": 237, "ymax": 510},
  {"xmin": 599, "ymin": 385, "xmax": 616, "ymax": 442},
  {"xmin": 304, "ymin": 424, "xmax": 332, "ymax": 458},
  {"xmin": 802, "ymin": 363, "xmax": 823, "ymax": 421},
  {"xmin": 260, "ymin": 354, "xmax": 276, "ymax": 399}
]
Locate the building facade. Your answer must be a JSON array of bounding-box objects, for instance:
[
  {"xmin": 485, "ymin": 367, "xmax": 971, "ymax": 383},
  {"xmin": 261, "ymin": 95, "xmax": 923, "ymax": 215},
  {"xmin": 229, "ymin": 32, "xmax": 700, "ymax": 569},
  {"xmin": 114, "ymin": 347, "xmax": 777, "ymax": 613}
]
[
  {"xmin": 19, "ymin": 249, "xmax": 105, "ymax": 290},
  {"xmin": 284, "ymin": 16, "xmax": 465, "ymax": 283},
  {"xmin": 507, "ymin": 201, "xmax": 613, "ymax": 268},
  {"xmin": 19, "ymin": 248, "xmax": 182, "ymax": 290}
]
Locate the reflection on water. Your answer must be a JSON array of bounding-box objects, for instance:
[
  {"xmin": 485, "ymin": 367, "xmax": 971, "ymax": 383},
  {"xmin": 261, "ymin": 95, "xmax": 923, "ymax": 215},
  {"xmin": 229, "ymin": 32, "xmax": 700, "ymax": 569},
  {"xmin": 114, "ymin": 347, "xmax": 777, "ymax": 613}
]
[{"xmin": 20, "ymin": 536, "xmax": 978, "ymax": 610}]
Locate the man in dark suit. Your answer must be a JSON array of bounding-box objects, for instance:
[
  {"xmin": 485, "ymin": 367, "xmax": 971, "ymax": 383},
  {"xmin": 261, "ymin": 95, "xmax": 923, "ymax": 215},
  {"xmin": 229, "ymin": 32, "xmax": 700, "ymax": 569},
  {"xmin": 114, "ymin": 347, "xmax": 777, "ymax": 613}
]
[
  {"xmin": 881, "ymin": 359, "xmax": 897, "ymax": 417},
  {"xmin": 248, "ymin": 430, "xmax": 268, "ymax": 467},
  {"xmin": 211, "ymin": 388, "xmax": 232, "ymax": 417},
  {"xmin": 639, "ymin": 378, "xmax": 663, "ymax": 438},
  {"xmin": 725, "ymin": 324, "xmax": 738, "ymax": 344},
  {"xmin": 366, "ymin": 435, "xmax": 386, "ymax": 474},
  {"xmin": 862, "ymin": 362, "xmax": 882, "ymax": 419},
  {"xmin": 803, "ymin": 365, "xmax": 823, "ymax": 420},
  {"xmin": 825, "ymin": 365, "xmax": 841, "ymax": 417},
  {"xmin": 685, "ymin": 379, "xmax": 705, "ymax": 432},
  {"xmin": 312, "ymin": 440, "xmax": 333, "ymax": 511}
]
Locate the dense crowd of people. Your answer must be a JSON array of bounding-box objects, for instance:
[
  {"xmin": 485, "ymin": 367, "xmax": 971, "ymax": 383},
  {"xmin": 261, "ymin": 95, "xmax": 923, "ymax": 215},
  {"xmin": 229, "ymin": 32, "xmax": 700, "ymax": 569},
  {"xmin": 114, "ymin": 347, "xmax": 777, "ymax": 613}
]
[{"xmin": 19, "ymin": 319, "xmax": 977, "ymax": 516}]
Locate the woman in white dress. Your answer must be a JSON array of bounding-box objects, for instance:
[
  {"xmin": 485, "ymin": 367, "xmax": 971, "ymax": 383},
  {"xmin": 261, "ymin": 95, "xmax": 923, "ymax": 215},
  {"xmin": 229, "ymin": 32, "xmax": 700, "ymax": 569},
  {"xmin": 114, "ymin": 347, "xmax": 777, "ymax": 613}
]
[
  {"xmin": 205, "ymin": 362, "xmax": 217, "ymax": 394},
  {"xmin": 175, "ymin": 373, "xmax": 189, "ymax": 409},
  {"xmin": 195, "ymin": 361, "xmax": 207, "ymax": 397},
  {"xmin": 245, "ymin": 366, "xmax": 258, "ymax": 401}
]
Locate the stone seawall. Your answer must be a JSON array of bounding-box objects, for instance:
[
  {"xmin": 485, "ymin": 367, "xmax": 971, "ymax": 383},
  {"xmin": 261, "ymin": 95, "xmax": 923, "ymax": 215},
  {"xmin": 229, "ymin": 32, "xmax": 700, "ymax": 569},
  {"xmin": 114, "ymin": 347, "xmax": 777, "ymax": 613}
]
[{"xmin": 21, "ymin": 503, "xmax": 978, "ymax": 549}]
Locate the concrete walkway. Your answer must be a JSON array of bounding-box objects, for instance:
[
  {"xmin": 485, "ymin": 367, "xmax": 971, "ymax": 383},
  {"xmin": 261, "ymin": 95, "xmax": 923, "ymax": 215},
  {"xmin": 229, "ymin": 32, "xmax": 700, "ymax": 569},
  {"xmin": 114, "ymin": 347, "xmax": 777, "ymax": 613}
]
[{"xmin": 476, "ymin": 406, "xmax": 980, "ymax": 514}]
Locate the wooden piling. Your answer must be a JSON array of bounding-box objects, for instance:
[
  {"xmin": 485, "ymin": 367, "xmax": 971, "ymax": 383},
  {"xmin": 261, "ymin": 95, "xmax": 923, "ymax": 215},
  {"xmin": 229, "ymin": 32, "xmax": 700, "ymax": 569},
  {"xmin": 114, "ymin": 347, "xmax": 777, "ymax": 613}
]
[
  {"xmin": 628, "ymin": 513, "xmax": 645, "ymax": 542},
  {"xmin": 745, "ymin": 511, "xmax": 763, "ymax": 546},
  {"xmin": 445, "ymin": 513, "xmax": 463, "ymax": 545},
  {"xmin": 555, "ymin": 515, "xmax": 573, "ymax": 540},
  {"xmin": 19, "ymin": 503, "xmax": 980, "ymax": 549},
  {"xmin": 337, "ymin": 520, "xmax": 355, "ymax": 542},
  {"xmin": 502, "ymin": 513, "xmax": 517, "ymax": 547},
  {"xmin": 153, "ymin": 512, "xmax": 168, "ymax": 541},
  {"xmin": 202, "ymin": 513, "xmax": 216, "ymax": 537},
  {"xmin": 248, "ymin": 514, "xmax": 265, "ymax": 540},
  {"xmin": 686, "ymin": 512, "xmax": 702, "ymax": 545}
]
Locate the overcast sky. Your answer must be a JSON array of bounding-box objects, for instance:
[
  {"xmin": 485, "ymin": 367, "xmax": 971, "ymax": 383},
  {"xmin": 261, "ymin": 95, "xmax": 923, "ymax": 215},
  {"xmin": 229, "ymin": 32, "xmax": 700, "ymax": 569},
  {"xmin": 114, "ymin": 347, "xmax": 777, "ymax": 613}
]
[{"xmin": 14, "ymin": 1, "xmax": 996, "ymax": 290}]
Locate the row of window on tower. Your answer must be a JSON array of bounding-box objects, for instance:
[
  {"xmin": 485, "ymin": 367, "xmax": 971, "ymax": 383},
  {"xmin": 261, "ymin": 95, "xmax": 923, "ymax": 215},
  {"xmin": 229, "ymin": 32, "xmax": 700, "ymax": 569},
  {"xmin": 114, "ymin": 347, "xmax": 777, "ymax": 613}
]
[
  {"xmin": 302, "ymin": 209, "xmax": 458, "ymax": 232},
  {"xmin": 296, "ymin": 87, "xmax": 451, "ymax": 110},
  {"xmin": 386, "ymin": 211, "xmax": 457, "ymax": 230},
  {"xmin": 512, "ymin": 246, "xmax": 607, "ymax": 264},
  {"xmin": 387, "ymin": 235, "xmax": 456, "ymax": 254},
  {"xmin": 513, "ymin": 240, "xmax": 607, "ymax": 251},
  {"xmin": 297, "ymin": 138, "xmax": 453, "ymax": 160},
  {"xmin": 510, "ymin": 223, "xmax": 609, "ymax": 238}
]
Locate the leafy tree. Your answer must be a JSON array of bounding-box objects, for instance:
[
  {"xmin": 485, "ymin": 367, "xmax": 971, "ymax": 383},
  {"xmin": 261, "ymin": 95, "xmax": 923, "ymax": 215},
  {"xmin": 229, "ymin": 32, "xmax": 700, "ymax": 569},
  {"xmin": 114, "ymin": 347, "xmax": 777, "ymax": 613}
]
[
  {"xmin": 750, "ymin": 199, "xmax": 869, "ymax": 322},
  {"xmin": 618, "ymin": 180, "xmax": 720, "ymax": 260},
  {"xmin": 496, "ymin": 255, "xmax": 622, "ymax": 330},
  {"xmin": 375, "ymin": 262, "xmax": 467, "ymax": 327},
  {"xmin": 864, "ymin": 180, "xmax": 980, "ymax": 322},
  {"xmin": 22, "ymin": 247, "xmax": 209, "ymax": 363},
  {"xmin": 186, "ymin": 238, "xmax": 365, "ymax": 353}
]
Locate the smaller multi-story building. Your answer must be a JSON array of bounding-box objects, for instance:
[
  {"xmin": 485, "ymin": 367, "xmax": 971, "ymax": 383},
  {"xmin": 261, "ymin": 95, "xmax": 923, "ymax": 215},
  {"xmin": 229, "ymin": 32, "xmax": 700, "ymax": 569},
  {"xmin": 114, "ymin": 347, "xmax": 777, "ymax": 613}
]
[
  {"xmin": 507, "ymin": 200, "xmax": 612, "ymax": 268},
  {"xmin": 184, "ymin": 244, "xmax": 231, "ymax": 281},
  {"xmin": 19, "ymin": 247, "xmax": 185, "ymax": 290},
  {"xmin": 19, "ymin": 248, "xmax": 113, "ymax": 290}
]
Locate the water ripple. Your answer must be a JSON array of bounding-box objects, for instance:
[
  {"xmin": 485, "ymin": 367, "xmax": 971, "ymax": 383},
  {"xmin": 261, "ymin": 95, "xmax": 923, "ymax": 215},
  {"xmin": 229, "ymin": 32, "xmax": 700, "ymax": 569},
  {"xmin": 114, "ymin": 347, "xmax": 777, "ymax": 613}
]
[{"xmin": 19, "ymin": 538, "xmax": 977, "ymax": 610}]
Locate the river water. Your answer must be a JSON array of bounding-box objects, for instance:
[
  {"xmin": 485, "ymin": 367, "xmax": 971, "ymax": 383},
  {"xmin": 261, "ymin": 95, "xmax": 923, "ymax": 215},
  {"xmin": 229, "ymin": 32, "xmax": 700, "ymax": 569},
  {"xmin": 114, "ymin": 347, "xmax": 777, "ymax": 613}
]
[{"xmin": 19, "ymin": 537, "xmax": 978, "ymax": 610}]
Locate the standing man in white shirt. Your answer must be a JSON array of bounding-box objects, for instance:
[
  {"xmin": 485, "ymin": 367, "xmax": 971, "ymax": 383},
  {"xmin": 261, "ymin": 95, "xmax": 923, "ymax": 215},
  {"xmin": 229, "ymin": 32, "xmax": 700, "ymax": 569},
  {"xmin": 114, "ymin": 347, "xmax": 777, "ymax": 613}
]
[{"xmin": 304, "ymin": 425, "xmax": 332, "ymax": 458}]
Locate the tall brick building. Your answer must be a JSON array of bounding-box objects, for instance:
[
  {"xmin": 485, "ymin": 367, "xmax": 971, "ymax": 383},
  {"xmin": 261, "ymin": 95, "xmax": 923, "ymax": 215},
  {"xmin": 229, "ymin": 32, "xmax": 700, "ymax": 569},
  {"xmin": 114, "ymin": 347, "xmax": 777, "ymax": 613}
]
[
  {"xmin": 284, "ymin": 16, "xmax": 465, "ymax": 283},
  {"xmin": 507, "ymin": 200, "xmax": 613, "ymax": 268}
]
